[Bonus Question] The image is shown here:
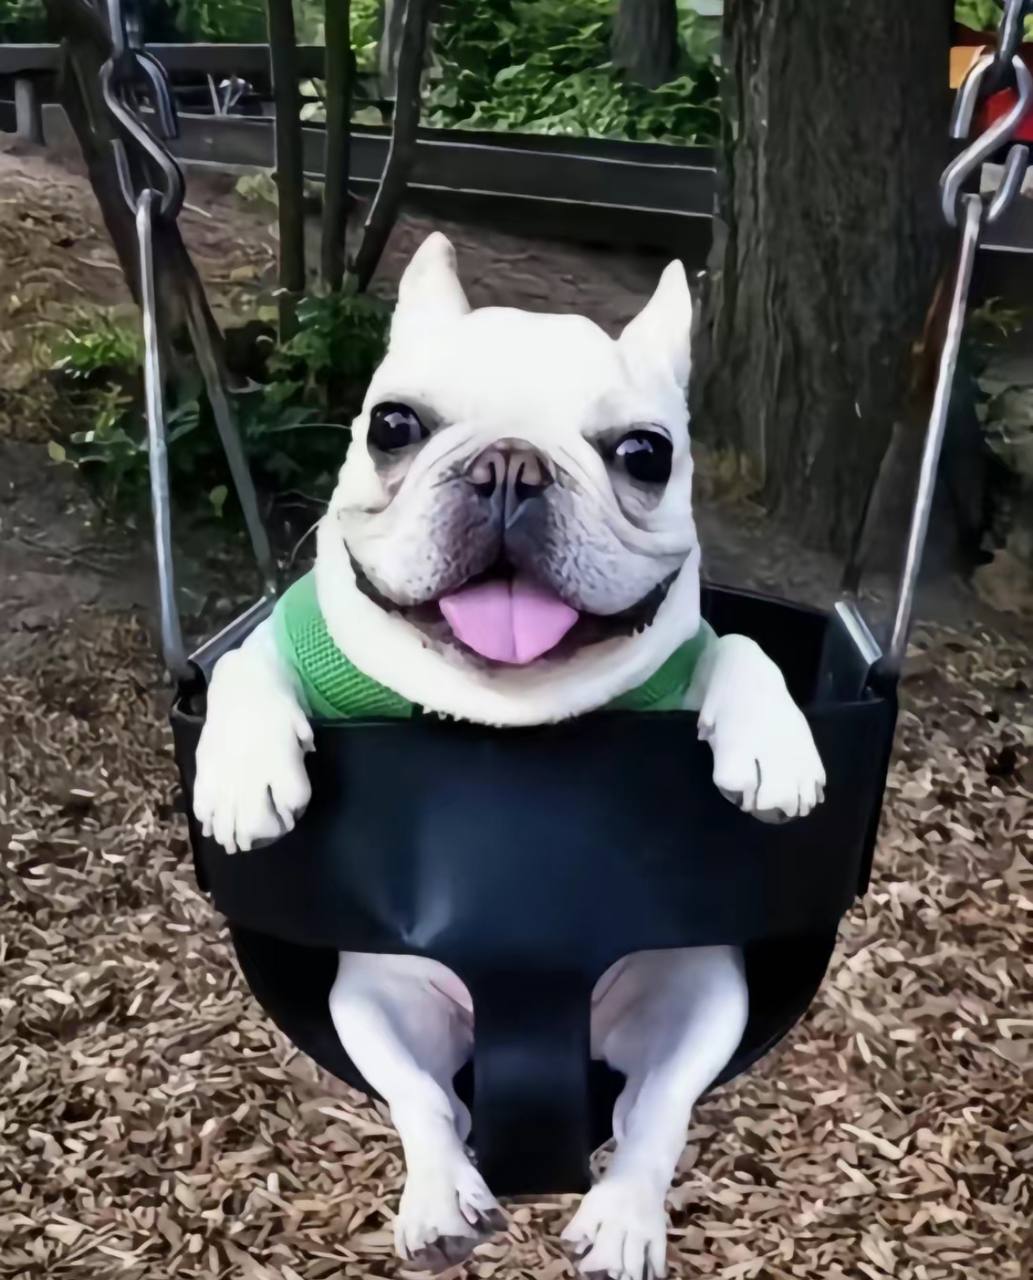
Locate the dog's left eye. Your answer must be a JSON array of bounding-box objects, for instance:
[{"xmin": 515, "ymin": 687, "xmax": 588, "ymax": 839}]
[
  {"xmin": 612, "ymin": 431, "xmax": 673, "ymax": 484},
  {"xmin": 368, "ymin": 403, "xmax": 429, "ymax": 452}
]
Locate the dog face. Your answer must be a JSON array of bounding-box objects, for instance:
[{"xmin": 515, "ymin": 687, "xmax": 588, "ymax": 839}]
[{"xmin": 316, "ymin": 233, "xmax": 701, "ymax": 725}]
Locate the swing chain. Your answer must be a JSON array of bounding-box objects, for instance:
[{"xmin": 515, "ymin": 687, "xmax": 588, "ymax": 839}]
[
  {"xmin": 992, "ymin": 0, "xmax": 1033, "ymax": 88},
  {"xmin": 96, "ymin": 0, "xmax": 280, "ymax": 685},
  {"xmin": 941, "ymin": 0, "xmax": 1033, "ymax": 226},
  {"xmin": 885, "ymin": 1, "xmax": 1033, "ymax": 675}
]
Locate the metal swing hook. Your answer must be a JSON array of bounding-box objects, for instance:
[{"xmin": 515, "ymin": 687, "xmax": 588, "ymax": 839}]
[
  {"xmin": 941, "ymin": 52, "xmax": 1033, "ymax": 227},
  {"xmin": 940, "ymin": 0, "xmax": 1033, "ymax": 227},
  {"xmin": 100, "ymin": 0, "xmax": 184, "ymax": 220}
]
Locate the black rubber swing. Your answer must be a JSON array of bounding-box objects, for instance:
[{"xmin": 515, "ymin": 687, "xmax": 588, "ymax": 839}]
[
  {"xmin": 128, "ymin": 49, "xmax": 1006, "ymax": 1195},
  {"xmin": 171, "ymin": 591, "xmax": 895, "ymax": 1197}
]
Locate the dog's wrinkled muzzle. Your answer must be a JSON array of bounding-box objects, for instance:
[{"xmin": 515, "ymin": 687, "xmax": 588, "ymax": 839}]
[
  {"xmin": 433, "ymin": 440, "xmax": 579, "ymax": 664},
  {"xmin": 465, "ymin": 438, "xmax": 554, "ymax": 530}
]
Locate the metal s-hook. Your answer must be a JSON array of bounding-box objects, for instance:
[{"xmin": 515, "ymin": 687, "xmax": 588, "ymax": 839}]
[
  {"xmin": 941, "ymin": 53, "xmax": 1033, "ymax": 226},
  {"xmin": 105, "ymin": 0, "xmax": 131, "ymax": 62},
  {"xmin": 133, "ymin": 49, "xmax": 181, "ymax": 141},
  {"xmin": 101, "ymin": 0, "xmax": 182, "ymax": 218},
  {"xmin": 100, "ymin": 60, "xmax": 185, "ymax": 220}
]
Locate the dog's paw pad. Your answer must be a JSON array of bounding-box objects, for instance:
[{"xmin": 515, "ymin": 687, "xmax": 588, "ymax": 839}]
[
  {"xmin": 395, "ymin": 1164, "xmax": 503, "ymax": 1270},
  {"xmin": 401, "ymin": 1235, "xmax": 483, "ymax": 1276},
  {"xmin": 562, "ymin": 1178, "xmax": 667, "ymax": 1280}
]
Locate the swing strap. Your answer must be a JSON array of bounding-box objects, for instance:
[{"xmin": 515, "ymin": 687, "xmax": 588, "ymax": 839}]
[{"xmin": 471, "ymin": 971, "xmax": 593, "ymax": 1196}]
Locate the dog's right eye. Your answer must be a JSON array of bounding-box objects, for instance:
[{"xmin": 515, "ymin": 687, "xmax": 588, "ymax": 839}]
[{"xmin": 368, "ymin": 403, "xmax": 429, "ymax": 452}]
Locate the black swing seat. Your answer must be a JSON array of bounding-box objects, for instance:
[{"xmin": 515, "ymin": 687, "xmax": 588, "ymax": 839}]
[{"xmin": 171, "ymin": 584, "xmax": 896, "ymax": 1197}]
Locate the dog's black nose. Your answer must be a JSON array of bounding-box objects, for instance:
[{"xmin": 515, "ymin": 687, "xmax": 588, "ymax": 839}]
[{"xmin": 467, "ymin": 440, "xmax": 554, "ymax": 522}]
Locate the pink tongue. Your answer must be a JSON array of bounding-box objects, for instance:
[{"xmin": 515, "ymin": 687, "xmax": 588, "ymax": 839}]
[{"xmin": 440, "ymin": 574, "xmax": 579, "ymax": 665}]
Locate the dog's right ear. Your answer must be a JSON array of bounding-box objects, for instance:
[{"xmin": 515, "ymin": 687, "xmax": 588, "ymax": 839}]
[{"xmin": 390, "ymin": 232, "xmax": 469, "ymax": 348}]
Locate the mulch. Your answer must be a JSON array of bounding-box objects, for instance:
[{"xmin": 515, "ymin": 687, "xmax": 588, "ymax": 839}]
[{"xmin": 1, "ymin": 604, "xmax": 1030, "ymax": 1280}]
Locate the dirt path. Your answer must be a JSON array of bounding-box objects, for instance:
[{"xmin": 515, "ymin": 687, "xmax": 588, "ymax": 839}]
[{"xmin": 1, "ymin": 138, "xmax": 1031, "ymax": 1280}]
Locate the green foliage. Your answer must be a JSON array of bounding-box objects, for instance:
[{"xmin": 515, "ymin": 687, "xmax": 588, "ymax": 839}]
[
  {"xmin": 49, "ymin": 294, "xmax": 390, "ymax": 513},
  {"xmin": 50, "ymin": 311, "xmax": 141, "ymax": 382},
  {"xmin": 424, "ymin": 0, "xmax": 721, "ymax": 143},
  {"xmin": 0, "ymin": 0, "xmax": 47, "ymax": 39},
  {"xmin": 172, "ymin": 0, "xmax": 266, "ymax": 42},
  {"xmin": 966, "ymin": 298, "xmax": 1032, "ymax": 453},
  {"xmin": 270, "ymin": 291, "xmax": 391, "ymax": 391},
  {"xmin": 955, "ymin": 0, "xmax": 1033, "ymax": 37},
  {"xmin": 351, "ymin": 0, "xmax": 382, "ymax": 73},
  {"xmin": 968, "ymin": 297, "xmax": 1026, "ymax": 357},
  {"xmin": 234, "ymin": 170, "xmax": 280, "ymax": 205}
]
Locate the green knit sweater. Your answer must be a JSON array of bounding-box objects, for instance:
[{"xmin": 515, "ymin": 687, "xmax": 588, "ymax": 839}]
[{"xmin": 272, "ymin": 572, "xmax": 712, "ymax": 720}]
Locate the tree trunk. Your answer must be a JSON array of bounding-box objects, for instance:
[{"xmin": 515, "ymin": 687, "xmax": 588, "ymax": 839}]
[
  {"xmin": 321, "ymin": 0, "xmax": 354, "ymax": 292},
  {"xmin": 612, "ymin": 0, "xmax": 678, "ymax": 90},
  {"xmin": 691, "ymin": 0, "xmax": 954, "ymax": 558},
  {"xmin": 266, "ymin": 0, "xmax": 306, "ymax": 338}
]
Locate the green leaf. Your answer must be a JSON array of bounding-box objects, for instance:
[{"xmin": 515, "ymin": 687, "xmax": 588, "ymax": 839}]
[
  {"xmin": 209, "ymin": 484, "xmax": 229, "ymax": 518},
  {"xmin": 47, "ymin": 441, "xmax": 67, "ymax": 463}
]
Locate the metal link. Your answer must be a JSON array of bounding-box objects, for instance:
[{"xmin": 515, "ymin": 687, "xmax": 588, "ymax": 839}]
[
  {"xmin": 101, "ymin": 61, "xmax": 185, "ymax": 219},
  {"xmin": 136, "ymin": 187, "xmax": 192, "ymax": 684},
  {"xmin": 992, "ymin": 0, "xmax": 1032, "ymax": 86},
  {"xmin": 101, "ymin": 0, "xmax": 183, "ymax": 218}
]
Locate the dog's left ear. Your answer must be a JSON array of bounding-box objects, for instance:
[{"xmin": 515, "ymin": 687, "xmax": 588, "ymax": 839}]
[
  {"xmin": 619, "ymin": 260, "xmax": 693, "ymax": 393},
  {"xmin": 390, "ymin": 232, "xmax": 470, "ymax": 349}
]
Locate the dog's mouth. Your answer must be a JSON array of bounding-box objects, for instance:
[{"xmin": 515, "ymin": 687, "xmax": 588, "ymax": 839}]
[{"xmin": 353, "ymin": 558, "xmax": 674, "ymax": 666}]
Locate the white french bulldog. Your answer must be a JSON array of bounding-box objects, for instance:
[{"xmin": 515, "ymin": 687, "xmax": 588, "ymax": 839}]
[{"xmin": 193, "ymin": 234, "xmax": 825, "ymax": 1280}]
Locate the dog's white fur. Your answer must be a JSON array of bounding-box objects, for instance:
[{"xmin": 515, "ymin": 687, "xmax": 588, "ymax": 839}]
[{"xmin": 193, "ymin": 234, "xmax": 825, "ymax": 1280}]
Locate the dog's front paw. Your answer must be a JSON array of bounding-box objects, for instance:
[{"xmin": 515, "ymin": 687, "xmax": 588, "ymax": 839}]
[
  {"xmin": 701, "ymin": 691, "xmax": 825, "ymax": 823},
  {"xmin": 192, "ymin": 656, "xmax": 313, "ymax": 854},
  {"xmin": 563, "ymin": 1176, "xmax": 668, "ymax": 1280},
  {"xmin": 395, "ymin": 1161, "xmax": 503, "ymax": 1272}
]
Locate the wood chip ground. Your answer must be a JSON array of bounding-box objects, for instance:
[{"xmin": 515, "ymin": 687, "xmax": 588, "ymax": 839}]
[{"xmin": 1, "ymin": 610, "xmax": 1030, "ymax": 1280}]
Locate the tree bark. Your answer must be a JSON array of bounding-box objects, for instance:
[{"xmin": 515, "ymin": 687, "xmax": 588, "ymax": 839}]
[
  {"xmin": 266, "ymin": 0, "xmax": 306, "ymax": 337},
  {"xmin": 612, "ymin": 0, "xmax": 678, "ymax": 90},
  {"xmin": 321, "ymin": 0, "xmax": 354, "ymax": 292},
  {"xmin": 691, "ymin": 0, "xmax": 954, "ymax": 558}
]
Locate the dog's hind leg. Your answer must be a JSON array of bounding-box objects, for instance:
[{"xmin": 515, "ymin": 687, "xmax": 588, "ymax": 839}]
[
  {"xmin": 329, "ymin": 952, "xmax": 503, "ymax": 1271},
  {"xmin": 564, "ymin": 945, "xmax": 748, "ymax": 1280}
]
